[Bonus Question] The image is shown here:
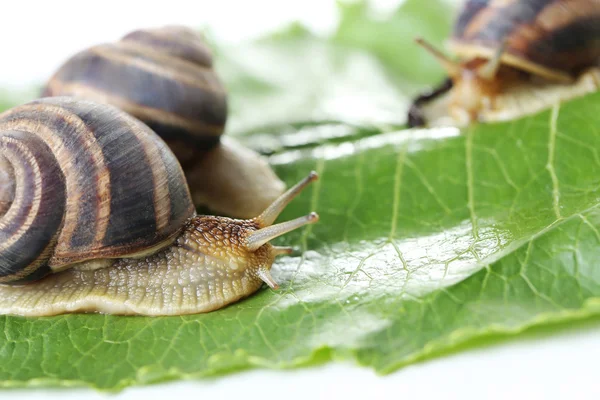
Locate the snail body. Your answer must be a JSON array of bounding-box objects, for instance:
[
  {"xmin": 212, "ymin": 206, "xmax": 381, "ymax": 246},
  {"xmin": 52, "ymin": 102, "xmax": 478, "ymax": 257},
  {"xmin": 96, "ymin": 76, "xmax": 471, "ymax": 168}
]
[
  {"xmin": 0, "ymin": 97, "xmax": 318, "ymax": 316},
  {"xmin": 43, "ymin": 26, "xmax": 285, "ymax": 218},
  {"xmin": 408, "ymin": 0, "xmax": 600, "ymax": 127}
]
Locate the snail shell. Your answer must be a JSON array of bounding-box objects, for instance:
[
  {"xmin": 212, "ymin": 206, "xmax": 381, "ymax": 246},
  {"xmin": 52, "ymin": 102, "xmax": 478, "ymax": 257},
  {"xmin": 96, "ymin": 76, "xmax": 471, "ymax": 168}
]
[
  {"xmin": 0, "ymin": 97, "xmax": 194, "ymax": 282},
  {"xmin": 408, "ymin": 0, "xmax": 600, "ymax": 127},
  {"xmin": 0, "ymin": 97, "xmax": 318, "ymax": 316},
  {"xmin": 43, "ymin": 25, "xmax": 226, "ymax": 160},
  {"xmin": 451, "ymin": 0, "xmax": 600, "ymax": 81},
  {"xmin": 43, "ymin": 25, "xmax": 285, "ymax": 218}
]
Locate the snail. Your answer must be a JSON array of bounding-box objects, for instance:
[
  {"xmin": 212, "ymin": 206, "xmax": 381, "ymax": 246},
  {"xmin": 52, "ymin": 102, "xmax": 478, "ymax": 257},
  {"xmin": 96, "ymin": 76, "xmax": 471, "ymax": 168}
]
[
  {"xmin": 43, "ymin": 25, "xmax": 285, "ymax": 218},
  {"xmin": 408, "ymin": 0, "xmax": 600, "ymax": 127},
  {"xmin": 0, "ymin": 97, "xmax": 319, "ymax": 316}
]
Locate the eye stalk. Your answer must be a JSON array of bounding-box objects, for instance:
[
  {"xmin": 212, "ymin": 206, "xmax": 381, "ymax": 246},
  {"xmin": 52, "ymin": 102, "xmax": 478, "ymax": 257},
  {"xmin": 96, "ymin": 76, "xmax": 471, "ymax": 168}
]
[
  {"xmin": 414, "ymin": 37, "xmax": 508, "ymax": 123},
  {"xmin": 415, "ymin": 37, "xmax": 462, "ymax": 77},
  {"xmin": 246, "ymin": 212, "xmax": 320, "ymax": 252},
  {"xmin": 244, "ymin": 171, "xmax": 320, "ymax": 289},
  {"xmin": 414, "ymin": 37, "xmax": 507, "ymax": 81}
]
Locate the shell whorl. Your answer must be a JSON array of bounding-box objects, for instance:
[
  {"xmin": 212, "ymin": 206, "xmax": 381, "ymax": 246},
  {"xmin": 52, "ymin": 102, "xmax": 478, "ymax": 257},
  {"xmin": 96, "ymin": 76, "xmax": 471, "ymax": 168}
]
[
  {"xmin": 0, "ymin": 97, "xmax": 195, "ymax": 282},
  {"xmin": 42, "ymin": 26, "xmax": 228, "ymax": 165},
  {"xmin": 122, "ymin": 26, "xmax": 214, "ymax": 67},
  {"xmin": 0, "ymin": 155, "xmax": 15, "ymax": 217},
  {"xmin": 0, "ymin": 131, "xmax": 65, "ymax": 282},
  {"xmin": 451, "ymin": 0, "xmax": 600, "ymax": 77}
]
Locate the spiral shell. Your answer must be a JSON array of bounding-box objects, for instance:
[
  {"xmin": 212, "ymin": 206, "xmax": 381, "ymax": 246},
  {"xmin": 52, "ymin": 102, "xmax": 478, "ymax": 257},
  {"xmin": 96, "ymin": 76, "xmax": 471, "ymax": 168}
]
[
  {"xmin": 451, "ymin": 0, "xmax": 600, "ymax": 81},
  {"xmin": 43, "ymin": 26, "xmax": 227, "ymax": 165},
  {"xmin": 0, "ymin": 97, "xmax": 194, "ymax": 282},
  {"xmin": 408, "ymin": 0, "xmax": 600, "ymax": 127}
]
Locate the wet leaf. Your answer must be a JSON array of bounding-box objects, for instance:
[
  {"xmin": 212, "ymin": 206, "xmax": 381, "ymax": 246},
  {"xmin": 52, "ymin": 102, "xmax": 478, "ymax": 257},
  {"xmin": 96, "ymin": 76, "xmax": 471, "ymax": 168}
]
[{"xmin": 2, "ymin": 0, "xmax": 600, "ymax": 390}]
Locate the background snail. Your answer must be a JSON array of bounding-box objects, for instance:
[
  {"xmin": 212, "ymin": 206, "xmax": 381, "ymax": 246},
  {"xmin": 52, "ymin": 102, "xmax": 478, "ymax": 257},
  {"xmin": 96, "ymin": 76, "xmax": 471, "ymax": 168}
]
[
  {"xmin": 43, "ymin": 25, "xmax": 285, "ymax": 219},
  {"xmin": 408, "ymin": 0, "xmax": 600, "ymax": 127},
  {"xmin": 0, "ymin": 97, "xmax": 318, "ymax": 316}
]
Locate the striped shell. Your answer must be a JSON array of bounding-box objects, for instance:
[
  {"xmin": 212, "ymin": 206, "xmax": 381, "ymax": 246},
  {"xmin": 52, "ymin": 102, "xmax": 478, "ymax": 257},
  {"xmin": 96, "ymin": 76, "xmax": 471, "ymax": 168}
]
[
  {"xmin": 42, "ymin": 26, "xmax": 227, "ymax": 165},
  {"xmin": 0, "ymin": 97, "xmax": 195, "ymax": 282},
  {"xmin": 450, "ymin": 0, "xmax": 600, "ymax": 81}
]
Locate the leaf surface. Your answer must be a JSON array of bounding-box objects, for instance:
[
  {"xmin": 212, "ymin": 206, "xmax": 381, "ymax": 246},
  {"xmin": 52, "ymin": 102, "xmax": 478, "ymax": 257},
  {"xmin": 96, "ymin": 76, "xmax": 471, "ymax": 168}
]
[{"xmin": 2, "ymin": 0, "xmax": 600, "ymax": 390}]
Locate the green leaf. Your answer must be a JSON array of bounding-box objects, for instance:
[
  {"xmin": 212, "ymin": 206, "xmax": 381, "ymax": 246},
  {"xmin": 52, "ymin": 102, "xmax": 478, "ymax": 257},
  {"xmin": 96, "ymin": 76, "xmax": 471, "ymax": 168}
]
[
  {"xmin": 3, "ymin": 0, "xmax": 600, "ymax": 391},
  {"xmin": 217, "ymin": 27, "xmax": 408, "ymax": 139},
  {"xmin": 334, "ymin": 0, "xmax": 455, "ymax": 86}
]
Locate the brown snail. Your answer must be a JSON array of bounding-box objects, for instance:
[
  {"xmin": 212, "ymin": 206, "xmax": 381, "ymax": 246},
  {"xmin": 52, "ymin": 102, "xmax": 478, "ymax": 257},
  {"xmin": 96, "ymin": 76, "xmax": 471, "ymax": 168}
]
[
  {"xmin": 0, "ymin": 97, "xmax": 318, "ymax": 316},
  {"xmin": 408, "ymin": 0, "xmax": 600, "ymax": 127},
  {"xmin": 43, "ymin": 25, "xmax": 285, "ymax": 218}
]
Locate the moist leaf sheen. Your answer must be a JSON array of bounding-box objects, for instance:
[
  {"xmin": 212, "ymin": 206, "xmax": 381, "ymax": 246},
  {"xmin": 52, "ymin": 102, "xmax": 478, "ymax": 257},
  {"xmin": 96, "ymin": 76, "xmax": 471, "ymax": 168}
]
[{"xmin": 2, "ymin": 0, "xmax": 600, "ymax": 390}]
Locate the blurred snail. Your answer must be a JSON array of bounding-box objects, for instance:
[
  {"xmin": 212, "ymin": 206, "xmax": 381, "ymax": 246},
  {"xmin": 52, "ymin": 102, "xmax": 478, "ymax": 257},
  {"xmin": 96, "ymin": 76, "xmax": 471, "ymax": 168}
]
[
  {"xmin": 43, "ymin": 25, "xmax": 285, "ymax": 218},
  {"xmin": 408, "ymin": 0, "xmax": 600, "ymax": 127},
  {"xmin": 0, "ymin": 97, "xmax": 319, "ymax": 316}
]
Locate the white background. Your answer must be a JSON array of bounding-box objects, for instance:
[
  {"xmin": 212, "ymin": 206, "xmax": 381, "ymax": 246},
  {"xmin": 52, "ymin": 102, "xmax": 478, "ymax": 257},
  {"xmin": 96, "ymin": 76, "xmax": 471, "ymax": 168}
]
[{"xmin": 3, "ymin": 1, "xmax": 600, "ymax": 398}]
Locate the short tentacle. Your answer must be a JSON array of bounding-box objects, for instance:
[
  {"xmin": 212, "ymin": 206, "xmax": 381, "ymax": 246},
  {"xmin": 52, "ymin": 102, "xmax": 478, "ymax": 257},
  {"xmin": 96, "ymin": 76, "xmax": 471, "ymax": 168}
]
[
  {"xmin": 245, "ymin": 172, "xmax": 320, "ymax": 289},
  {"xmin": 257, "ymin": 267, "xmax": 279, "ymax": 290}
]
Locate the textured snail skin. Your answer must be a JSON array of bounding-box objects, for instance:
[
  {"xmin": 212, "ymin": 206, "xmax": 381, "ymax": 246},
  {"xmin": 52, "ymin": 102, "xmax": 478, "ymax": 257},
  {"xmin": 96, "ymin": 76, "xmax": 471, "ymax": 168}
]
[
  {"xmin": 409, "ymin": 0, "xmax": 600, "ymax": 127},
  {"xmin": 42, "ymin": 25, "xmax": 285, "ymax": 219},
  {"xmin": 0, "ymin": 218, "xmax": 274, "ymax": 316}
]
